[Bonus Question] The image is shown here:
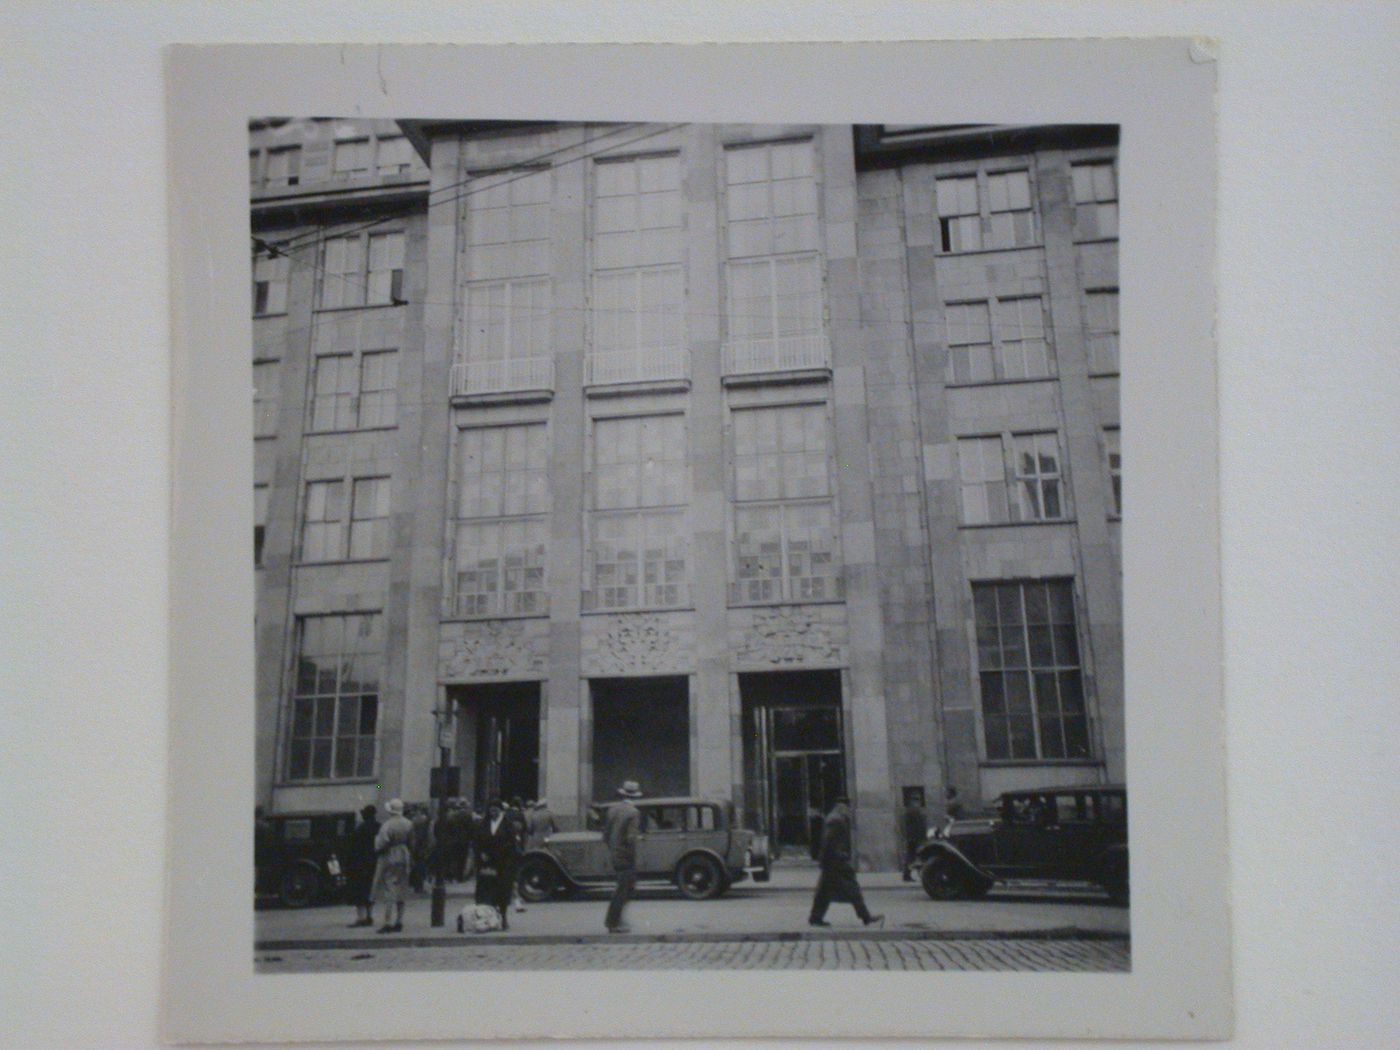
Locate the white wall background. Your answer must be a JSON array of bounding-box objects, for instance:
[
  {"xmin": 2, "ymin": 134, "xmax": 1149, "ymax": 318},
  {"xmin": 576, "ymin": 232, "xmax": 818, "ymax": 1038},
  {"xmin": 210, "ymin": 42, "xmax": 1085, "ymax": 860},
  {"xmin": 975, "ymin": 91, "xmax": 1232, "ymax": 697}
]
[{"xmin": 3, "ymin": 3, "xmax": 1396, "ymax": 1049}]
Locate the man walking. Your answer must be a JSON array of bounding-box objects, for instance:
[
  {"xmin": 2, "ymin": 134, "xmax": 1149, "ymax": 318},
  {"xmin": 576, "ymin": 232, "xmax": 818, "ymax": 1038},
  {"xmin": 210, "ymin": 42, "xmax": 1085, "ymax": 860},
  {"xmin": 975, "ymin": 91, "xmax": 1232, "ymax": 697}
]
[
  {"xmin": 603, "ymin": 780, "xmax": 643, "ymax": 933},
  {"xmin": 901, "ymin": 793, "xmax": 928, "ymax": 882},
  {"xmin": 809, "ymin": 796, "xmax": 884, "ymax": 928}
]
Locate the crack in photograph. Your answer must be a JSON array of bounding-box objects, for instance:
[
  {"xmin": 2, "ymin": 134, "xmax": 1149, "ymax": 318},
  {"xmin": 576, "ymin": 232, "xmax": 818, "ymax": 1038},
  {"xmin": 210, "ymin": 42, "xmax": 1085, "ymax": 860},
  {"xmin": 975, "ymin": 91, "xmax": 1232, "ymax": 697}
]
[{"xmin": 248, "ymin": 118, "xmax": 1128, "ymax": 974}]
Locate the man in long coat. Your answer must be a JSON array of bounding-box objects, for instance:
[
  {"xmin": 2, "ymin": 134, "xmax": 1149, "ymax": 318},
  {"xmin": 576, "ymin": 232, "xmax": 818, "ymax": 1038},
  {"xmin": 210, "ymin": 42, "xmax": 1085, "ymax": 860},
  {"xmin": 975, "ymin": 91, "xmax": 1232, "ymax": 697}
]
[
  {"xmin": 603, "ymin": 780, "xmax": 643, "ymax": 933},
  {"xmin": 808, "ymin": 796, "xmax": 884, "ymax": 928},
  {"xmin": 473, "ymin": 798, "xmax": 521, "ymax": 930}
]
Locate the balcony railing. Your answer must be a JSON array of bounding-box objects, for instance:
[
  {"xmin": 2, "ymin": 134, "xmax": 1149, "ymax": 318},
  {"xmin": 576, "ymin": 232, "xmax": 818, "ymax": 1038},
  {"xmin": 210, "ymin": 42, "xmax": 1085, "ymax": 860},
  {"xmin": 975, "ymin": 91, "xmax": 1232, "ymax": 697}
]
[
  {"xmin": 585, "ymin": 345, "xmax": 689, "ymax": 386},
  {"xmin": 721, "ymin": 334, "xmax": 830, "ymax": 377},
  {"xmin": 451, "ymin": 355, "xmax": 554, "ymax": 397}
]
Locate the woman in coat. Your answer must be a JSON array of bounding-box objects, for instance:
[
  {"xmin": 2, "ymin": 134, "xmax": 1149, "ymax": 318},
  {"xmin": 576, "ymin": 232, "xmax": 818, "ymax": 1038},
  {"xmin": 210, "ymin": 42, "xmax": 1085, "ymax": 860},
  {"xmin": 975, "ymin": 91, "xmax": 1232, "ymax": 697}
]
[
  {"xmin": 344, "ymin": 803, "xmax": 380, "ymax": 928},
  {"xmin": 473, "ymin": 798, "xmax": 521, "ymax": 930},
  {"xmin": 370, "ymin": 798, "xmax": 414, "ymax": 933}
]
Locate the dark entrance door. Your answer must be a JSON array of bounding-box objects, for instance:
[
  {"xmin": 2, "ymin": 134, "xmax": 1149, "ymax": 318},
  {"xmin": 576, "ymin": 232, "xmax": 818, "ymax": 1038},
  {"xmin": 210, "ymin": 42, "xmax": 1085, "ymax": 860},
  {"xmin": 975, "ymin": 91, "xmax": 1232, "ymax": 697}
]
[
  {"xmin": 740, "ymin": 670, "xmax": 846, "ymax": 857},
  {"xmin": 449, "ymin": 682, "xmax": 540, "ymax": 808}
]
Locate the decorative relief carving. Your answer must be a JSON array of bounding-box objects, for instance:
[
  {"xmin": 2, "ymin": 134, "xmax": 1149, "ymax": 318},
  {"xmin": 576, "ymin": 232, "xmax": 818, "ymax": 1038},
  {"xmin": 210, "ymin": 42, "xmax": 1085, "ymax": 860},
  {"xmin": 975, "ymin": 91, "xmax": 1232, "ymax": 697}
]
[
  {"xmin": 441, "ymin": 621, "xmax": 544, "ymax": 679},
  {"xmin": 586, "ymin": 614, "xmax": 687, "ymax": 676},
  {"xmin": 736, "ymin": 607, "xmax": 842, "ymax": 667}
]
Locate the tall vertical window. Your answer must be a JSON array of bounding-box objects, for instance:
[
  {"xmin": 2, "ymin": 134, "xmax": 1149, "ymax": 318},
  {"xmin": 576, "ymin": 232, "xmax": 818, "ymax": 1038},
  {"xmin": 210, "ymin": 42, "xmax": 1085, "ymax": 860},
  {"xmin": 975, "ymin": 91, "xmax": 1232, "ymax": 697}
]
[
  {"xmin": 252, "ymin": 251, "xmax": 288, "ymax": 315},
  {"xmin": 287, "ymin": 613, "xmax": 382, "ymax": 781},
  {"xmin": 252, "ymin": 360, "xmax": 280, "ymax": 438},
  {"xmin": 301, "ymin": 480, "xmax": 344, "ymax": 562},
  {"xmin": 590, "ymin": 155, "xmax": 684, "ymax": 383},
  {"xmin": 973, "ymin": 580, "xmax": 1090, "ymax": 761},
  {"xmin": 349, "ymin": 477, "xmax": 391, "ymax": 559},
  {"xmin": 936, "ymin": 167, "xmax": 1037, "ymax": 252},
  {"xmin": 452, "ymin": 424, "xmax": 550, "ymax": 616},
  {"xmin": 264, "ymin": 146, "xmax": 301, "ymax": 188},
  {"xmin": 945, "ymin": 296, "xmax": 1053, "ymax": 383},
  {"xmin": 723, "ymin": 140, "xmax": 825, "ymax": 373},
  {"xmin": 320, "ymin": 231, "xmax": 405, "ymax": 309},
  {"xmin": 459, "ymin": 169, "xmax": 552, "ymax": 393},
  {"xmin": 1104, "ymin": 427, "xmax": 1122, "ymax": 516},
  {"xmin": 586, "ymin": 415, "xmax": 689, "ymax": 610},
  {"xmin": 957, "ymin": 433, "xmax": 1069, "ymax": 524},
  {"xmin": 309, "ymin": 349, "xmax": 398, "ymax": 432},
  {"xmin": 254, "ymin": 484, "xmax": 269, "ymax": 566},
  {"xmin": 731, "ymin": 403, "xmax": 841, "ymax": 603},
  {"xmin": 1072, "ymin": 160, "xmax": 1118, "ymax": 240},
  {"xmin": 1084, "ymin": 288, "xmax": 1120, "ymax": 374}
]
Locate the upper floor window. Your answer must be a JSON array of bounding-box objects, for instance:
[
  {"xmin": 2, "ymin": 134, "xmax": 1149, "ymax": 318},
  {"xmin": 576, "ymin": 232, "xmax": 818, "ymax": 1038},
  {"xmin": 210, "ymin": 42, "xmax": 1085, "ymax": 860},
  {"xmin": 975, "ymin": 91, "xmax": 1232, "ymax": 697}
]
[
  {"xmin": 332, "ymin": 138, "xmax": 373, "ymax": 179},
  {"xmin": 586, "ymin": 415, "xmax": 689, "ymax": 611},
  {"xmin": 1071, "ymin": 161, "xmax": 1118, "ymax": 240},
  {"xmin": 252, "ymin": 360, "xmax": 280, "ymax": 438},
  {"xmin": 252, "ymin": 251, "xmax": 289, "ymax": 316},
  {"xmin": 287, "ymin": 613, "xmax": 382, "ymax": 781},
  {"xmin": 594, "ymin": 154, "xmax": 682, "ymax": 269},
  {"xmin": 957, "ymin": 432, "xmax": 1069, "ymax": 525},
  {"xmin": 936, "ymin": 168, "xmax": 1036, "ymax": 252},
  {"xmin": 250, "ymin": 146, "xmax": 301, "ymax": 190},
  {"xmin": 320, "ymin": 231, "xmax": 404, "ymax": 309},
  {"xmin": 730, "ymin": 403, "xmax": 841, "ymax": 604},
  {"xmin": 1084, "ymin": 288, "xmax": 1119, "ymax": 374},
  {"xmin": 465, "ymin": 168, "xmax": 551, "ymax": 281},
  {"xmin": 1104, "ymin": 427, "xmax": 1122, "ymax": 517},
  {"xmin": 972, "ymin": 580, "xmax": 1090, "ymax": 761},
  {"xmin": 309, "ymin": 349, "xmax": 398, "ymax": 432},
  {"xmin": 945, "ymin": 296, "xmax": 1053, "ymax": 384},
  {"xmin": 724, "ymin": 140, "xmax": 819, "ymax": 258},
  {"xmin": 451, "ymin": 424, "xmax": 550, "ymax": 617},
  {"xmin": 300, "ymin": 476, "xmax": 391, "ymax": 562},
  {"xmin": 374, "ymin": 135, "xmax": 415, "ymax": 176}
]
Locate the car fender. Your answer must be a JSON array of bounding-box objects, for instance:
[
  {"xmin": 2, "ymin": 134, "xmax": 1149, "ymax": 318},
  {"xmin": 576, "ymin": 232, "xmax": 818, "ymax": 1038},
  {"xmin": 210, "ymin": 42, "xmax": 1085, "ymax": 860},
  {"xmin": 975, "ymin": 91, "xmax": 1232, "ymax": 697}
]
[
  {"xmin": 519, "ymin": 847, "xmax": 578, "ymax": 888},
  {"xmin": 915, "ymin": 839, "xmax": 994, "ymax": 883}
]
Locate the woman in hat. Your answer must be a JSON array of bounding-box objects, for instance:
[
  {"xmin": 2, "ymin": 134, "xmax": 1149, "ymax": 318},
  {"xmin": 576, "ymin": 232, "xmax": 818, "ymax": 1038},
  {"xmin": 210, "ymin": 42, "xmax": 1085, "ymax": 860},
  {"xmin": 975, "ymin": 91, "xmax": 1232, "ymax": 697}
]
[
  {"xmin": 370, "ymin": 798, "xmax": 413, "ymax": 933},
  {"xmin": 344, "ymin": 803, "xmax": 380, "ymax": 928}
]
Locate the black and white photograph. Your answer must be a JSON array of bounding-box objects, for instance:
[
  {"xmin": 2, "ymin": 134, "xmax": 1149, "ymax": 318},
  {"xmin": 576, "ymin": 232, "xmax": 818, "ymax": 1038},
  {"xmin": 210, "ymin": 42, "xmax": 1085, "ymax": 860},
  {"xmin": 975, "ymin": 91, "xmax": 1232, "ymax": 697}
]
[
  {"xmin": 159, "ymin": 40, "xmax": 1235, "ymax": 1043},
  {"xmin": 247, "ymin": 117, "xmax": 1130, "ymax": 975}
]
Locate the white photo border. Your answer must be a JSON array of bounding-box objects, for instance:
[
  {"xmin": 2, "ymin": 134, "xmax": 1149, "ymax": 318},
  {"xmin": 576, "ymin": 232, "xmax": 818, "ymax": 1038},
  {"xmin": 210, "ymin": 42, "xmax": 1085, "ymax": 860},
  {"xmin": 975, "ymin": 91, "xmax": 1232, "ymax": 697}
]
[{"xmin": 166, "ymin": 40, "xmax": 1227, "ymax": 1041}]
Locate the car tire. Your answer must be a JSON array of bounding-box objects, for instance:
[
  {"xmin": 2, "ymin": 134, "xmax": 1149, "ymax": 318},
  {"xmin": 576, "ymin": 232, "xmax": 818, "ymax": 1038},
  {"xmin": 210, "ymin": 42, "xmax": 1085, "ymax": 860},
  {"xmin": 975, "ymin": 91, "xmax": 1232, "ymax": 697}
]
[
  {"xmin": 516, "ymin": 857, "xmax": 560, "ymax": 903},
  {"xmin": 919, "ymin": 855, "xmax": 972, "ymax": 901},
  {"xmin": 676, "ymin": 853, "xmax": 725, "ymax": 900},
  {"xmin": 278, "ymin": 864, "xmax": 321, "ymax": 908}
]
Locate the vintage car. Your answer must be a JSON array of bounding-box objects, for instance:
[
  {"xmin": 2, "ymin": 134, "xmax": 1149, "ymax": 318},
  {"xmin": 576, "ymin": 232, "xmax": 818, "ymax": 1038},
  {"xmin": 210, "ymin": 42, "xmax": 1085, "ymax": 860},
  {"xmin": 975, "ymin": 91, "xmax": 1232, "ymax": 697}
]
[
  {"xmin": 515, "ymin": 797, "xmax": 771, "ymax": 902},
  {"xmin": 914, "ymin": 785, "xmax": 1128, "ymax": 905},
  {"xmin": 254, "ymin": 810, "xmax": 354, "ymax": 907}
]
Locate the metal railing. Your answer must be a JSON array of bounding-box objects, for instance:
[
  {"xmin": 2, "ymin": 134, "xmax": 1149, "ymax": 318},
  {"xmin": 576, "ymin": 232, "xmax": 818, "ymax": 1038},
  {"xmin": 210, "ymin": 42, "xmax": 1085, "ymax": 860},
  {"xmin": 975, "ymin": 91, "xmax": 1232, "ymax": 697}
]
[
  {"xmin": 584, "ymin": 345, "xmax": 689, "ymax": 386},
  {"xmin": 721, "ymin": 334, "xmax": 830, "ymax": 376},
  {"xmin": 450, "ymin": 355, "xmax": 555, "ymax": 397}
]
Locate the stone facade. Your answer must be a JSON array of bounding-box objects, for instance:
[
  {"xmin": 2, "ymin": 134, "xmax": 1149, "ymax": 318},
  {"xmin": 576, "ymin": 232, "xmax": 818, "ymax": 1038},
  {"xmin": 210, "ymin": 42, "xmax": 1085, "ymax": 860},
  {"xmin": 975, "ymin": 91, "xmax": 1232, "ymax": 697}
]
[{"xmin": 252, "ymin": 120, "xmax": 1122, "ymax": 869}]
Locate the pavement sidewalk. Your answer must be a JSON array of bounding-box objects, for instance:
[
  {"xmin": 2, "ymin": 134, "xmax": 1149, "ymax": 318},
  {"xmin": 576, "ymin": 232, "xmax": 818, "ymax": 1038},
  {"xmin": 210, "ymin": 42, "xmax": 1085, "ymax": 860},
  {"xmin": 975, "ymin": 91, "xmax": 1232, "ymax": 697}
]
[{"xmin": 256, "ymin": 865, "xmax": 1128, "ymax": 950}]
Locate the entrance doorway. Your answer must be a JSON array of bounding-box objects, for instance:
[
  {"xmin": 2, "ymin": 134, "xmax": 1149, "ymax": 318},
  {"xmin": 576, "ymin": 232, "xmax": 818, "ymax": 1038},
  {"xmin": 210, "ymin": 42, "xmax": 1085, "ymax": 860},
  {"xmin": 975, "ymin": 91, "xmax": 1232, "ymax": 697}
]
[
  {"xmin": 448, "ymin": 682, "xmax": 540, "ymax": 808},
  {"xmin": 590, "ymin": 677, "xmax": 690, "ymax": 802},
  {"xmin": 740, "ymin": 671, "xmax": 846, "ymax": 857}
]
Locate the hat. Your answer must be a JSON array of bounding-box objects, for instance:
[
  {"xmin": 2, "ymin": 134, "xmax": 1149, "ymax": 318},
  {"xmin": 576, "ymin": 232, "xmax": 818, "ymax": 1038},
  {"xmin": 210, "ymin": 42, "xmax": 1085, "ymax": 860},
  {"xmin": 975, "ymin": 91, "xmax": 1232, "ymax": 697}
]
[
  {"xmin": 617, "ymin": 780, "xmax": 643, "ymax": 799},
  {"xmin": 386, "ymin": 798, "xmax": 405, "ymax": 815}
]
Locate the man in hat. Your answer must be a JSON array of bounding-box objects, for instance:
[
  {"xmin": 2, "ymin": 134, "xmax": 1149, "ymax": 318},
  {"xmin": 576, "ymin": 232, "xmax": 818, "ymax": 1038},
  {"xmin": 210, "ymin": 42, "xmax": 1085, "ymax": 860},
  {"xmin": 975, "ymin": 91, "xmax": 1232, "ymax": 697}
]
[
  {"xmin": 603, "ymin": 780, "xmax": 643, "ymax": 933},
  {"xmin": 808, "ymin": 796, "xmax": 884, "ymax": 929}
]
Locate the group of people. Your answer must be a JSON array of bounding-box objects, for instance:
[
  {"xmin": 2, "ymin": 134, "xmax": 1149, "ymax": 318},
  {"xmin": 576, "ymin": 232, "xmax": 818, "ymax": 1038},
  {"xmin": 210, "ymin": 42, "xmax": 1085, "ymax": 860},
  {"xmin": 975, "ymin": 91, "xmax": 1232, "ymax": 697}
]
[{"xmin": 343, "ymin": 795, "xmax": 556, "ymax": 934}]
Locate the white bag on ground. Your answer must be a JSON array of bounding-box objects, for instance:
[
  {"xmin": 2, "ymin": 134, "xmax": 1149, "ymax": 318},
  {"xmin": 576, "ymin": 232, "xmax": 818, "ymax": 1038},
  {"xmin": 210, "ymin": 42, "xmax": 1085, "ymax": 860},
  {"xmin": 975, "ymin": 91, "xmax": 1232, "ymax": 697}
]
[{"xmin": 456, "ymin": 903, "xmax": 502, "ymax": 934}]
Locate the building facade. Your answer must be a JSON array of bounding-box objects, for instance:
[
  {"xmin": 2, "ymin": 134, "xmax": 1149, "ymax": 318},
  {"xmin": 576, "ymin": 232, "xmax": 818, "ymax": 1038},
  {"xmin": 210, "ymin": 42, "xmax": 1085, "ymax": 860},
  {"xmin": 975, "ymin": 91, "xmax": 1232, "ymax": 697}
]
[{"xmin": 252, "ymin": 120, "xmax": 1121, "ymax": 868}]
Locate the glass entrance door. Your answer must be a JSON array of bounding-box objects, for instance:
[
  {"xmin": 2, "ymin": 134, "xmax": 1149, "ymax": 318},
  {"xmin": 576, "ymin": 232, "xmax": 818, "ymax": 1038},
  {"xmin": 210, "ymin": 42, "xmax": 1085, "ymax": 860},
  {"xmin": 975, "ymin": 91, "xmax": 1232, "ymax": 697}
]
[{"xmin": 764, "ymin": 705, "xmax": 845, "ymax": 855}]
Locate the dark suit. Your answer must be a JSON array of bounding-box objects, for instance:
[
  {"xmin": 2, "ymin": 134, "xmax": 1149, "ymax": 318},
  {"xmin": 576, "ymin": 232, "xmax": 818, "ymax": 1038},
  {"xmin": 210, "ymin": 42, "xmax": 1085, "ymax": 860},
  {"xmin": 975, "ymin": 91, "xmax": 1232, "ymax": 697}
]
[
  {"xmin": 474, "ymin": 814, "xmax": 520, "ymax": 928},
  {"xmin": 603, "ymin": 799, "xmax": 641, "ymax": 930},
  {"xmin": 809, "ymin": 802, "xmax": 874, "ymax": 924}
]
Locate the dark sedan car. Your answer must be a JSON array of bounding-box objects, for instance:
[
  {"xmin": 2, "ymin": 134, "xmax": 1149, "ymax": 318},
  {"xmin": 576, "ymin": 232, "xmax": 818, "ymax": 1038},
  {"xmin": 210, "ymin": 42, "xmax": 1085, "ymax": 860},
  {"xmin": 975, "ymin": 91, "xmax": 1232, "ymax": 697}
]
[
  {"xmin": 914, "ymin": 785, "xmax": 1128, "ymax": 905},
  {"xmin": 255, "ymin": 811, "xmax": 354, "ymax": 907}
]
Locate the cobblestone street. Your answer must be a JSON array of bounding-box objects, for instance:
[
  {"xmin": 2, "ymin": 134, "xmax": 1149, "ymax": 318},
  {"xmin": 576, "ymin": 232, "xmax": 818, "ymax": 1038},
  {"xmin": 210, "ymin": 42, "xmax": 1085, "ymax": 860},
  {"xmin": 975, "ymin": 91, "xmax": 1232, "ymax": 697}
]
[{"xmin": 257, "ymin": 933, "xmax": 1128, "ymax": 972}]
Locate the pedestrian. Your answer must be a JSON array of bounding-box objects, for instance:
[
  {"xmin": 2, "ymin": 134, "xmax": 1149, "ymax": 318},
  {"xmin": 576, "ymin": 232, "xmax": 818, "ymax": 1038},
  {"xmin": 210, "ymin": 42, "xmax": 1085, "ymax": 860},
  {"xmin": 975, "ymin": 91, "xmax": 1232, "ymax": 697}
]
[
  {"xmin": 944, "ymin": 784, "xmax": 965, "ymax": 821},
  {"xmin": 473, "ymin": 798, "xmax": 520, "ymax": 930},
  {"xmin": 370, "ymin": 798, "xmax": 413, "ymax": 933},
  {"xmin": 344, "ymin": 802, "xmax": 380, "ymax": 928},
  {"xmin": 408, "ymin": 803, "xmax": 432, "ymax": 893},
  {"xmin": 526, "ymin": 797, "xmax": 557, "ymax": 849},
  {"xmin": 603, "ymin": 779, "xmax": 643, "ymax": 933},
  {"xmin": 808, "ymin": 796, "xmax": 884, "ymax": 929},
  {"xmin": 442, "ymin": 798, "xmax": 474, "ymax": 882},
  {"xmin": 507, "ymin": 797, "xmax": 529, "ymax": 913},
  {"xmin": 901, "ymin": 794, "xmax": 928, "ymax": 882}
]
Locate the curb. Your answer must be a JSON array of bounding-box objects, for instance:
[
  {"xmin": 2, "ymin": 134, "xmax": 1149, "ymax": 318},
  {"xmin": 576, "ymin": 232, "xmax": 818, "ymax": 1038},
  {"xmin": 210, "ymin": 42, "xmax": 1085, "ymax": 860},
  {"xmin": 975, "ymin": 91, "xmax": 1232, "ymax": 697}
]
[{"xmin": 256, "ymin": 927, "xmax": 1129, "ymax": 952}]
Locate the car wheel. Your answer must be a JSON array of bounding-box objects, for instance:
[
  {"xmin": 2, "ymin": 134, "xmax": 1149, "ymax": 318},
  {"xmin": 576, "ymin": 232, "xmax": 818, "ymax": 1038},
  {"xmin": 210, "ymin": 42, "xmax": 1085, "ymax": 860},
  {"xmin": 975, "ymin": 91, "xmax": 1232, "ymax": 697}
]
[
  {"xmin": 919, "ymin": 855, "xmax": 971, "ymax": 901},
  {"xmin": 279, "ymin": 865, "xmax": 320, "ymax": 908},
  {"xmin": 516, "ymin": 857, "xmax": 559, "ymax": 903},
  {"xmin": 676, "ymin": 854, "xmax": 725, "ymax": 900}
]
